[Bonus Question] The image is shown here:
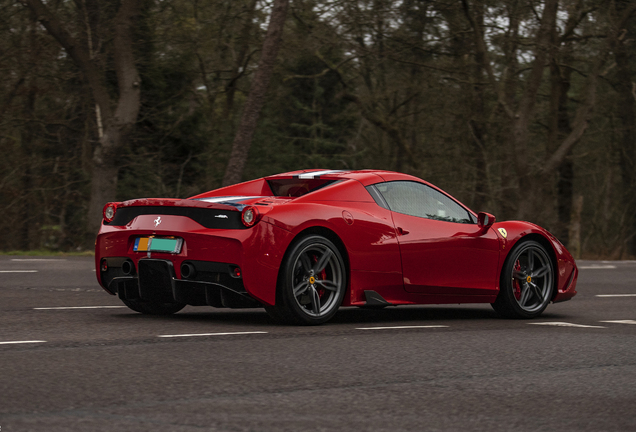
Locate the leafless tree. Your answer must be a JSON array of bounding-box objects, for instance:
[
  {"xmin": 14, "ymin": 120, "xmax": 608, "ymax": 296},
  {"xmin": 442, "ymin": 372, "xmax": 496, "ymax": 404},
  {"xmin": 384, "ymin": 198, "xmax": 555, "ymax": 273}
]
[
  {"xmin": 23, "ymin": 0, "xmax": 143, "ymax": 238},
  {"xmin": 222, "ymin": 0, "xmax": 290, "ymax": 186}
]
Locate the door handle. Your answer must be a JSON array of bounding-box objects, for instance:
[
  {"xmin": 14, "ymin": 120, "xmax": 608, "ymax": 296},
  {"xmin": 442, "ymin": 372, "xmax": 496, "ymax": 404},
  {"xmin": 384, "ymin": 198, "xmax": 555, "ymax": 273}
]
[{"xmin": 398, "ymin": 227, "xmax": 410, "ymax": 236}]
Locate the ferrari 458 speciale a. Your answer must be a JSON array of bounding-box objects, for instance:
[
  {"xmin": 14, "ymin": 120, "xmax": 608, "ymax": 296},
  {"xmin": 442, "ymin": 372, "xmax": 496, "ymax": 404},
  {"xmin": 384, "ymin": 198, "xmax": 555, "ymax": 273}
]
[{"xmin": 95, "ymin": 169, "xmax": 577, "ymax": 325}]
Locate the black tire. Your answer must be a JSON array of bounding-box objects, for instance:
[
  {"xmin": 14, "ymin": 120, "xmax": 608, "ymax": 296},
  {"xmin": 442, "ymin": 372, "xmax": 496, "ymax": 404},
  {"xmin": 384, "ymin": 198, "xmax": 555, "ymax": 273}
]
[
  {"xmin": 122, "ymin": 299, "xmax": 186, "ymax": 315},
  {"xmin": 267, "ymin": 235, "xmax": 347, "ymax": 325},
  {"xmin": 492, "ymin": 240, "xmax": 554, "ymax": 319}
]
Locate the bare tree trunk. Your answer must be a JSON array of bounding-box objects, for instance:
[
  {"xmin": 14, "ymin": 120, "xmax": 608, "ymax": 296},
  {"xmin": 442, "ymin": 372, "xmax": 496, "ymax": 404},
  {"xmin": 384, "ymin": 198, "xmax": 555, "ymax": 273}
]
[
  {"xmin": 614, "ymin": 6, "xmax": 636, "ymax": 255},
  {"xmin": 222, "ymin": 0, "xmax": 289, "ymax": 186},
  {"xmin": 556, "ymin": 155, "xmax": 574, "ymax": 243},
  {"xmin": 18, "ymin": 16, "xmax": 39, "ymax": 250},
  {"xmin": 224, "ymin": 0, "xmax": 259, "ymax": 120},
  {"xmin": 23, "ymin": 0, "xmax": 143, "ymax": 242},
  {"xmin": 86, "ymin": 0, "xmax": 142, "ymax": 237},
  {"xmin": 19, "ymin": 85, "xmax": 36, "ymax": 251},
  {"xmin": 541, "ymin": 3, "xmax": 636, "ymax": 175},
  {"xmin": 568, "ymin": 195, "xmax": 584, "ymax": 259},
  {"xmin": 510, "ymin": 0, "xmax": 559, "ymax": 220},
  {"xmin": 468, "ymin": 2, "xmax": 489, "ymax": 212},
  {"xmin": 441, "ymin": 2, "xmax": 490, "ymax": 211},
  {"xmin": 340, "ymin": 90, "xmax": 414, "ymax": 171},
  {"xmin": 463, "ymin": 0, "xmax": 635, "ymax": 223},
  {"xmin": 548, "ymin": 38, "xmax": 574, "ymax": 243}
]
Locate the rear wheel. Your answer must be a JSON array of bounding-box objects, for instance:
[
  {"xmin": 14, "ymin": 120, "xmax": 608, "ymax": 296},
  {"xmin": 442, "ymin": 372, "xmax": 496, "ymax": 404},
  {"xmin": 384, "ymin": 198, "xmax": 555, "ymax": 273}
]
[
  {"xmin": 492, "ymin": 240, "xmax": 554, "ymax": 319},
  {"xmin": 266, "ymin": 235, "xmax": 346, "ymax": 325},
  {"xmin": 122, "ymin": 299, "xmax": 185, "ymax": 315}
]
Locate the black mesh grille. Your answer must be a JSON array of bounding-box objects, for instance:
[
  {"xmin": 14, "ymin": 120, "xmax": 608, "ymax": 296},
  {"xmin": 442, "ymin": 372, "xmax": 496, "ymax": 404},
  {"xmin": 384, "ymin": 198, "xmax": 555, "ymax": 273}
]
[{"xmin": 105, "ymin": 206, "xmax": 246, "ymax": 229}]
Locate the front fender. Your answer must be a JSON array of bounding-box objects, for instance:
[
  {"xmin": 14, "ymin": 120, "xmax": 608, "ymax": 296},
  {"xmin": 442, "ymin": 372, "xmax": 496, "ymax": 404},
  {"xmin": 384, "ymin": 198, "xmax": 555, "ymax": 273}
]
[{"xmin": 494, "ymin": 221, "xmax": 577, "ymax": 302}]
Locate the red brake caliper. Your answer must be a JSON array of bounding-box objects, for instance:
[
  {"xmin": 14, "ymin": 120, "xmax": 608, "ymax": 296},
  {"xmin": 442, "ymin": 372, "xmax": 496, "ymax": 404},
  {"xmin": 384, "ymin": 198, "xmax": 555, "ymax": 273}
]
[
  {"xmin": 318, "ymin": 268, "xmax": 327, "ymax": 297},
  {"xmin": 312, "ymin": 254, "xmax": 327, "ymax": 298},
  {"xmin": 513, "ymin": 260, "xmax": 522, "ymax": 300}
]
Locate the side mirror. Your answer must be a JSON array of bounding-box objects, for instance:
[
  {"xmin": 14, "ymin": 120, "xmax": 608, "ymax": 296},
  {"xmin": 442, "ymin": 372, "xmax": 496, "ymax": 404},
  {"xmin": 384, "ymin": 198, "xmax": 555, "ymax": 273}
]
[{"xmin": 477, "ymin": 212, "xmax": 496, "ymax": 232}]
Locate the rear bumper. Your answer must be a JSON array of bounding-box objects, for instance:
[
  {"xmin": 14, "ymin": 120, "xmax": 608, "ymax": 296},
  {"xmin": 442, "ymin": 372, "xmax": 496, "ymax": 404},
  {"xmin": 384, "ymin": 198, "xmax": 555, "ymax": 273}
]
[
  {"xmin": 95, "ymin": 218, "xmax": 296, "ymax": 305},
  {"xmin": 102, "ymin": 258, "xmax": 261, "ymax": 308}
]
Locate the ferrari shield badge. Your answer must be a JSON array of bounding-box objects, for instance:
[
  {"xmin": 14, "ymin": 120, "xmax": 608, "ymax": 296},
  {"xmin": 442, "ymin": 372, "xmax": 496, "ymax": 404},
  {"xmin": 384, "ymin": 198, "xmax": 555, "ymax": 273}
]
[{"xmin": 498, "ymin": 228, "xmax": 507, "ymax": 238}]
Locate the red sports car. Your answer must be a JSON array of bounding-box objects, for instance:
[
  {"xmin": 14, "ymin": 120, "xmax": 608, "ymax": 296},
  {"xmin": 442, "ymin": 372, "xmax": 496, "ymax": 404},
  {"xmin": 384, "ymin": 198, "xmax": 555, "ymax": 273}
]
[{"xmin": 95, "ymin": 169, "xmax": 577, "ymax": 325}]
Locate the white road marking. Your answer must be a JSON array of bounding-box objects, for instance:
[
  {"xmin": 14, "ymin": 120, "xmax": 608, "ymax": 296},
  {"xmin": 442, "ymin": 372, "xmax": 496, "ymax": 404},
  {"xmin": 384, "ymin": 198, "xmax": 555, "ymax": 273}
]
[
  {"xmin": 34, "ymin": 306, "xmax": 127, "ymax": 310},
  {"xmin": 529, "ymin": 322, "xmax": 606, "ymax": 328},
  {"xmin": 601, "ymin": 260, "xmax": 636, "ymax": 263},
  {"xmin": 158, "ymin": 331, "xmax": 268, "ymax": 338},
  {"xmin": 596, "ymin": 294, "xmax": 636, "ymax": 297},
  {"xmin": 578, "ymin": 265, "xmax": 617, "ymax": 269},
  {"xmin": 600, "ymin": 320, "xmax": 636, "ymax": 325},
  {"xmin": 0, "ymin": 270, "xmax": 38, "ymax": 273},
  {"xmin": 10, "ymin": 259, "xmax": 67, "ymax": 262},
  {"xmin": 0, "ymin": 340, "xmax": 46, "ymax": 345},
  {"xmin": 356, "ymin": 325, "xmax": 449, "ymax": 330}
]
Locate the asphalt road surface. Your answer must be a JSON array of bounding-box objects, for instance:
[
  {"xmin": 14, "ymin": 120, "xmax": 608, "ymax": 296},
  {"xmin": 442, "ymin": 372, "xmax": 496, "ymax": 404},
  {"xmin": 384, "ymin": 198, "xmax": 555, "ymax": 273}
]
[{"xmin": 0, "ymin": 257, "xmax": 635, "ymax": 431}]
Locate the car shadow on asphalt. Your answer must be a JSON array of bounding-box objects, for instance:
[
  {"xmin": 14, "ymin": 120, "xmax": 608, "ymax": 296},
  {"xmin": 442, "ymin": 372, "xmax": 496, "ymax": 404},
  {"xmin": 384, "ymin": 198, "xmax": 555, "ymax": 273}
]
[
  {"xmin": 113, "ymin": 308, "xmax": 273, "ymax": 326},
  {"xmin": 333, "ymin": 305, "xmax": 500, "ymax": 323},
  {"xmin": 109, "ymin": 303, "xmax": 568, "ymax": 326},
  {"xmin": 332, "ymin": 306, "xmax": 573, "ymax": 324}
]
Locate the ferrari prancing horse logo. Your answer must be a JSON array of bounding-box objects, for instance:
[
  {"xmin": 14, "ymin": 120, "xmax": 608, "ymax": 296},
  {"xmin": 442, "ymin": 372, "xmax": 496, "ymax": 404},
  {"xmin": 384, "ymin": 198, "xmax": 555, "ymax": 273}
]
[
  {"xmin": 154, "ymin": 216, "xmax": 162, "ymax": 228},
  {"xmin": 498, "ymin": 228, "xmax": 507, "ymax": 238}
]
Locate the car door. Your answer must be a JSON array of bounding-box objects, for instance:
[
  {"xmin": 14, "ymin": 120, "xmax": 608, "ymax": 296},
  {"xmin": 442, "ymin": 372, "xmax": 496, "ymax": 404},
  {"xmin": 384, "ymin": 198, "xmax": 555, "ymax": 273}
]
[{"xmin": 370, "ymin": 181, "xmax": 500, "ymax": 296}]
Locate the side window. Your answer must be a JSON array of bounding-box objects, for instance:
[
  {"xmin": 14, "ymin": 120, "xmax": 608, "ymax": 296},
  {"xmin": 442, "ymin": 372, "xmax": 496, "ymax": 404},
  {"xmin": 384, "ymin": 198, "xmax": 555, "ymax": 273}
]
[{"xmin": 373, "ymin": 181, "xmax": 473, "ymax": 224}]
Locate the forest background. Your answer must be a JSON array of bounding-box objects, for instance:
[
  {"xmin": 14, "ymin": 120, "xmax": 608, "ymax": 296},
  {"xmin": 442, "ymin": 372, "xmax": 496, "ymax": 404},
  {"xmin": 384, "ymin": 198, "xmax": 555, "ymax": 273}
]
[{"xmin": 1, "ymin": 0, "xmax": 635, "ymax": 258}]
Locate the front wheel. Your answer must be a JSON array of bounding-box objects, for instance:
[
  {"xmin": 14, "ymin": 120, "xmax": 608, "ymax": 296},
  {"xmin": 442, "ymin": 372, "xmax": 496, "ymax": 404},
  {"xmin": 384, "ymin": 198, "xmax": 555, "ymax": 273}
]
[
  {"xmin": 122, "ymin": 299, "xmax": 185, "ymax": 315},
  {"xmin": 266, "ymin": 235, "xmax": 347, "ymax": 325},
  {"xmin": 492, "ymin": 240, "xmax": 554, "ymax": 319}
]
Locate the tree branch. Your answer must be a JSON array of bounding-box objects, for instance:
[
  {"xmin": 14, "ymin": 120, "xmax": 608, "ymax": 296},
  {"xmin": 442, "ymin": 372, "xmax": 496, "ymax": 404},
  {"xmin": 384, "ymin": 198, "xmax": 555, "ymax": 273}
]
[
  {"xmin": 222, "ymin": 0, "xmax": 290, "ymax": 186},
  {"xmin": 543, "ymin": 2, "xmax": 636, "ymax": 174},
  {"xmin": 112, "ymin": 0, "xmax": 142, "ymax": 129},
  {"xmin": 21, "ymin": 0, "xmax": 112, "ymax": 122},
  {"xmin": 461, "ymin": 0, "xmax": 515, "ymax": 119}
]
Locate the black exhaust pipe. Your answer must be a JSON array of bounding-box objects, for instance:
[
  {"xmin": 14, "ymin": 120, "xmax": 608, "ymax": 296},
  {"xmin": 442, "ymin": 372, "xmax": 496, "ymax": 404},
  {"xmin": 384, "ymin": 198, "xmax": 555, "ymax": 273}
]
[
  {"xmin": 181, "ymin": 262, "xmax": 196, "ymax": 279},
  {"xmin": 121, "ymin": 260, "xmax": 135, "ymax": 276}
]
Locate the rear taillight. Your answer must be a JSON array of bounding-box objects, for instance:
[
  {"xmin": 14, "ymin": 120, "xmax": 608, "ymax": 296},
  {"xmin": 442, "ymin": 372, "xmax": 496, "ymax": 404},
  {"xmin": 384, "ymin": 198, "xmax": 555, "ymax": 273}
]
[
  {"xmin": 103, "ymin": 202, "xmax": 118, "ymax": 223},
  {"xmin": 241, "ymin": 206, "xmax": 260, "ymax": 227},
  {"xmin": 231, "ymin": 266, "xmax": 242, "ymax": 278}
]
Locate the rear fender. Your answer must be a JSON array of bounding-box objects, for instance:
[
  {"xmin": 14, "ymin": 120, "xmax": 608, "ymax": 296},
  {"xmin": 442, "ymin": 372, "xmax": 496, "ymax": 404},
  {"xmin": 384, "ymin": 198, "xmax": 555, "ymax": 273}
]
[{"xmin": 265, "ymin": 202, "xmax": 402, "ymax": 306}]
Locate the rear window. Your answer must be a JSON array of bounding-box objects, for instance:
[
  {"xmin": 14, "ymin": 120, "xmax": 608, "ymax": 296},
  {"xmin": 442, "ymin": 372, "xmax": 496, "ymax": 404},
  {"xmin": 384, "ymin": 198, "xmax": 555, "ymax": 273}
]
[{"xmin": 267, "ymin": 179, "xmax": 338, "ymax": 197}]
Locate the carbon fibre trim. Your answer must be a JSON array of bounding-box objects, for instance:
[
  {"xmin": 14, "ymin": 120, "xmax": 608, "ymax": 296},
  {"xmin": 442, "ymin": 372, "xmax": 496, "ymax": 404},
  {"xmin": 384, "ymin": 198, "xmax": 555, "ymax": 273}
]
[{"xmin": 104, "ymin": 206, "xmax": 246, "ymax": 229}]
